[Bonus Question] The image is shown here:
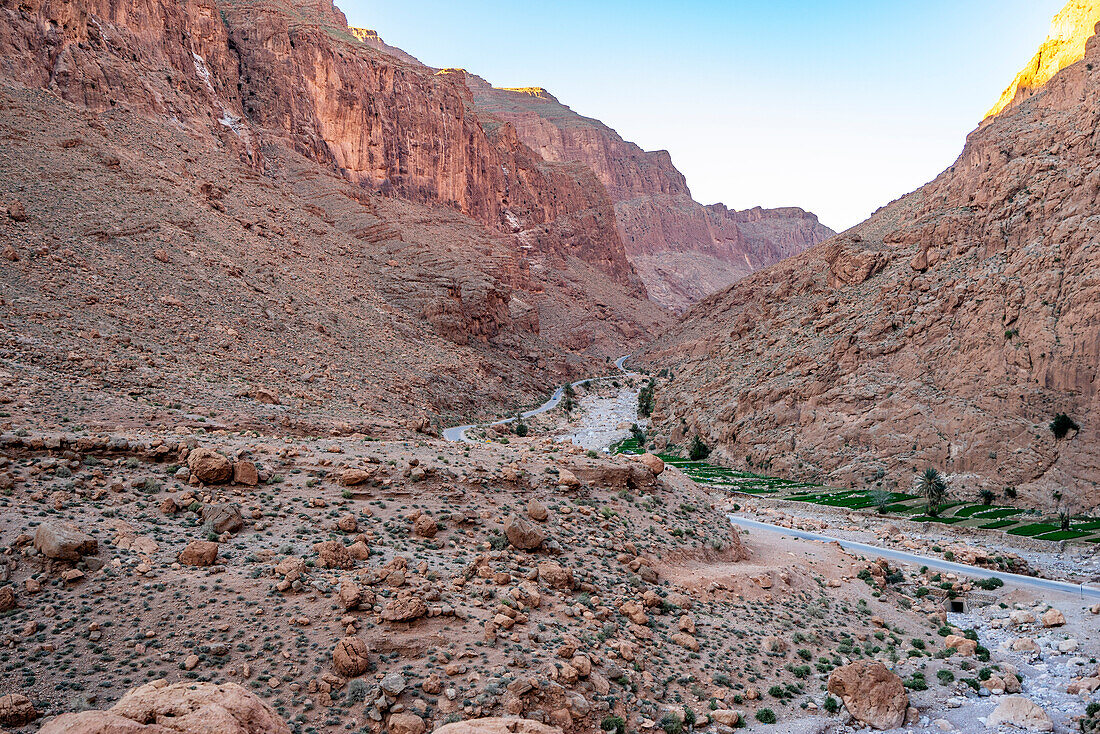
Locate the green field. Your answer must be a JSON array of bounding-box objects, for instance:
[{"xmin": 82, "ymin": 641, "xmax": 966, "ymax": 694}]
[{"xmin": 611, "ymin": 441, "xmax": 1100, "ymax": 544}]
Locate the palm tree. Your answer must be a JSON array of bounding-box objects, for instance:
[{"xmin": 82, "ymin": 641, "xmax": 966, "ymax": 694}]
[{"xmin": 915, "ymin": 468, "xmax": 948, "ymax": 516}]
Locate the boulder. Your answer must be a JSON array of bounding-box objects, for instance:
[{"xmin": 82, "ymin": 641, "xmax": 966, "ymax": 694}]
[
  {"xmin": 201, "ymin": 503, "xmax": 243, "ymax": 534},
  {"xmin": 0, "ymin": 694, "xmax": 37, "ymax": 727},
  {"xmin": 382, "ymin": 596, "xmax": 428, "ymax": 622},
  {"xmin": 711, "ymin": 710, "xmax": 739, "ymax": 727},
  {"xmin": 390, "ymin": 713, "xmax": 427, "ymax": 734},
  {"xmin": 1040, "ymin": 609, "xmax": 1065, "ymax": 628},
  {"xmin": 432, "ymin": 718, "xmax": 563, "ymax": 734},
  {"xmin": 338, "ymin": 579, "xmax": 361, "ymax": 610},
  {"xmin": 504, "ymin": 514, "xmax": 546, "ymax": 550},
  {"xmin": 187, "ymin": 448, "xmax": 233, "ymax": 484},
  {"xmin": 0, "ymin": 585, "xmax": 14, "ymax": 612},
  {"xmin": 944, "ymin": 634, "xmax": 977, "ymax": 656},
  {"xmin": 413, "ymin": 515, "xmax": 437, "ymax": 538},
  {"xmin": 340, "ymin": 468, "xmax": 373, "ymax": 486},
  {"xmin": 313, "ymin": 540, "xmax": 354, "ymax": 569},
  {"xmin": 233, "ymin": 460, "xmax": 259, "ymax": 486},
  {"xmin": 827, "ymin": 660, "xmax": 908, "ymax": 730},
  {"xmin": 332, "ymin": 637, "xmax": 370, "ymax": 677},
  {"xmin": 37, "ymin": 680, "xmax": 289, "ymax": 733},
  {"xmin": 337, "ymin": 514, "xmax": 358, "ymax": 533},
  {"xmin": 638, "ymin": 453, "xmax": 664, "ymax": 475},
  {"xmin": 986, "ymin": 697, "xmax": 1053, "ymax": 732},
  {"xmin": 537, "ymin": 561, "xmax": 574, "ymax": 589},
  {"xmin": 178, "ymin": 540, "xmax": 218, "ymax": 567},
  {"xmin": 527, "ymin": 499, "xmax": 549, "ymax": 522},
  {"xmin": 557, "ymin": 469, "xmax": 581, "ymax": 488},
  {"xmin": 34, "ymin": 522, "xmax": 97, "ymax": 560}
]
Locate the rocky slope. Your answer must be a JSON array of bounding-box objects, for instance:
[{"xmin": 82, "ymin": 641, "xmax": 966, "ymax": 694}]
[
  {"xmin": 466, "ymin": 77, "xmax": 835, "ymax": 311},
  {"xmin": 0, "ymin": 0, "xmax": 668, "ymax": 428},
  {"xmin": 642, "ymin": 4, "xmax": 1100, "ymax": 511}
]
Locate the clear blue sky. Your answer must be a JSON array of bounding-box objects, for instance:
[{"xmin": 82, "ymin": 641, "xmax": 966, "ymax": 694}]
[{"xmin": 340, "ymin": 1, "xmax": 1064, "ymax": 232}]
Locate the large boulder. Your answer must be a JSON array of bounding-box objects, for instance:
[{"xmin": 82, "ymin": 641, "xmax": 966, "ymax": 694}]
[
  {"xmin": 944, "ymin": 634, "xmax": 977, "ymax": 656},
  {"xmin": 638, "ymin": 453, "xmax": 664, "ymax": 475},
  {"xmin": 233, "ymin": 460, "xmax": 259, "ymax": 486},
  {"xmin": 201, "ymin": 503, "xmax": 243, "ymax": 534},
  {"xmin": 827, "ymin": 661, "xmax": 908, "ymax": 730},
  {"xmin": 178, "ymin": 540, "xmax": 218, "ymax": 567},
  {"xmin": 504, "ymin": 514, "xmax": 546, "ymax": 550},
  {"xmin": 0, "ymin": 694, "xmax": 37, "ymax": 727},
  {"xmin": 34, "ymin": 522, "xmax": 97, "ymax": 560},
  {"xmin": 1041, "ymin": 609, "xmax": 1066, "ymax": 628},
  {"xmin": 0, "ymin": 585, "xmax": 15, "ymax": 612},
  {"xmin": 986, "ymin": 697, "xmax": 1053, "ymax": 732},
  {"xmin": 37, "ymin": 680, "xmax": 289, "ymax": 733},
  {"xmin": 432, "ymin": 718, "xmax": 563, "ymax": 734},
  {"xmin": 187, "ymin": 448, "xmax": 233, "ymax": 484},
  {"xmin": 390, "ymin": 713, "xmax": 427, "ymax": 734},
  {"xmin": 537, "ymin": 561, "xmax": 574, "ymax": 590},
  {"xmin": 381, "ymin": 596, "xmax": 428, "ymax": 623},
  {"xmin": 332, "ymin": 637, "xmax": 370, "ymax": 677}
]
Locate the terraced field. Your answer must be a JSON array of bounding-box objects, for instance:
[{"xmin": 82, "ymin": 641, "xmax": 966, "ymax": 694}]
[{"xmin": 611, "ymin": 439, "xmax": 1100, "ymax": 544}]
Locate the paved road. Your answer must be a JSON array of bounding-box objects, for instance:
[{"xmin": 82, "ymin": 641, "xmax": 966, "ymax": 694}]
[
  {"xmin": 728, "ymin": 515, "xmax": 1100, "ymax": 601},
  {"xmin": 443, "ymin": 355, "xmax": 635, "ymax": 442}
]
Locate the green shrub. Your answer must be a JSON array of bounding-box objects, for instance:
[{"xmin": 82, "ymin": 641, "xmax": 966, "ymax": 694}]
[
  {"xmin": 601, "ymin": 716, "xmax": 626, "ymax": 734},
  {"xmin": 513, "ymin": 423, "xmax": 528, "ymax": 437},
  {"xmin": 755, "ymin": 708, "xmax": 777, "ymax": 724},
  {"xmin": 658, "ymin": 713, "xmax": 682, "ymax": 734},
  {"xmin": 1050, "ymin": 413, "xmax": 1079, "ymax": 439},
  {"xmin": 823, "ymin": 696, "xmax": 840, "ymax": 714},
  {"xmin": 937, "ymin": 669, "xmax": 955, "ymax": 684}
]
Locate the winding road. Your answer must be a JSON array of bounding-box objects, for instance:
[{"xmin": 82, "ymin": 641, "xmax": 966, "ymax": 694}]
[
  {"xmin": 443, "ymin": 355, "xmax": 634, "ymax": 442},
  {"xmin": 727, "ymin": 515, "xmax": 1100, "ymax": 600}
]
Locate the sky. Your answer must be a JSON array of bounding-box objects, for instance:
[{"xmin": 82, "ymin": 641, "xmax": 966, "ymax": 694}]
[{"xmin": 340, "ymin": 1, "xmax": 1065, "ymax": 232}]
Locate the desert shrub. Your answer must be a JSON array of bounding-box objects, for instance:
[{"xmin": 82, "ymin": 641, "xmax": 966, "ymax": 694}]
[
  {"xmin": 755, "ymin": 708, "xmax": 777, "ymax": 724},
  {"xmin": 1050, "ymin": 413, "xmax": 1079, "ymax": 439}
]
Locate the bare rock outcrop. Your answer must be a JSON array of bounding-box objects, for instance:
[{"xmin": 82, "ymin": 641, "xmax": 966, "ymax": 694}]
[
  {"xmin": 432, "ymin": 718, "xmax": 563, "ymax": 734},
  {"xmin": 37, "ymin": 680, "xmax": 290, "ymax": 733}
]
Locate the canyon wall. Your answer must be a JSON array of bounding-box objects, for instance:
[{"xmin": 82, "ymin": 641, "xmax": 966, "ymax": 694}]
[
  {"xmin": 466, "ymin": 76, "xmax": 834, "ymax": 311},
  {"xmin": 0, "ymin": 0, "xmax": 667, "ymax": 428},
  {"xmin": 642, "ymin": 11, "xmax": 1100, "ymax": 511}
]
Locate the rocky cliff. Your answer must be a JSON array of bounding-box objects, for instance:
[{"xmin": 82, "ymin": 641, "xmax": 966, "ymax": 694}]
[
  {"xmin": 0, "ymin": 0, "xmax": 667, "ymax": 427},
  {"xmin": 465, "ymin": 76, "xmax": 834, "ymax": 311},
  {"xmin": 986, "ymin": 0, "xmax": 1100, "ymax": 119},
  {"xmin": 642, "ymin": 7, "xmax": 1100, "ymax": 511}
]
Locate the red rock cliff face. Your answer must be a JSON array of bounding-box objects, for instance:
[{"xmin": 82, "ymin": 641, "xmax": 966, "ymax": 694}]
[
  {"xmin": 465, "ymin": 75, "xmax": 834, "ymax": 311},
  {"xmin": 641, "ymin": 23, "xmax": 1100, "ymax": 511},
  {"xmin": 0, "ymin": 0, "xmax": 653, "ymax": 297},
  {"xmin": 0, "ymin": 0, "xmax": 260, "ymax": 162}
]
